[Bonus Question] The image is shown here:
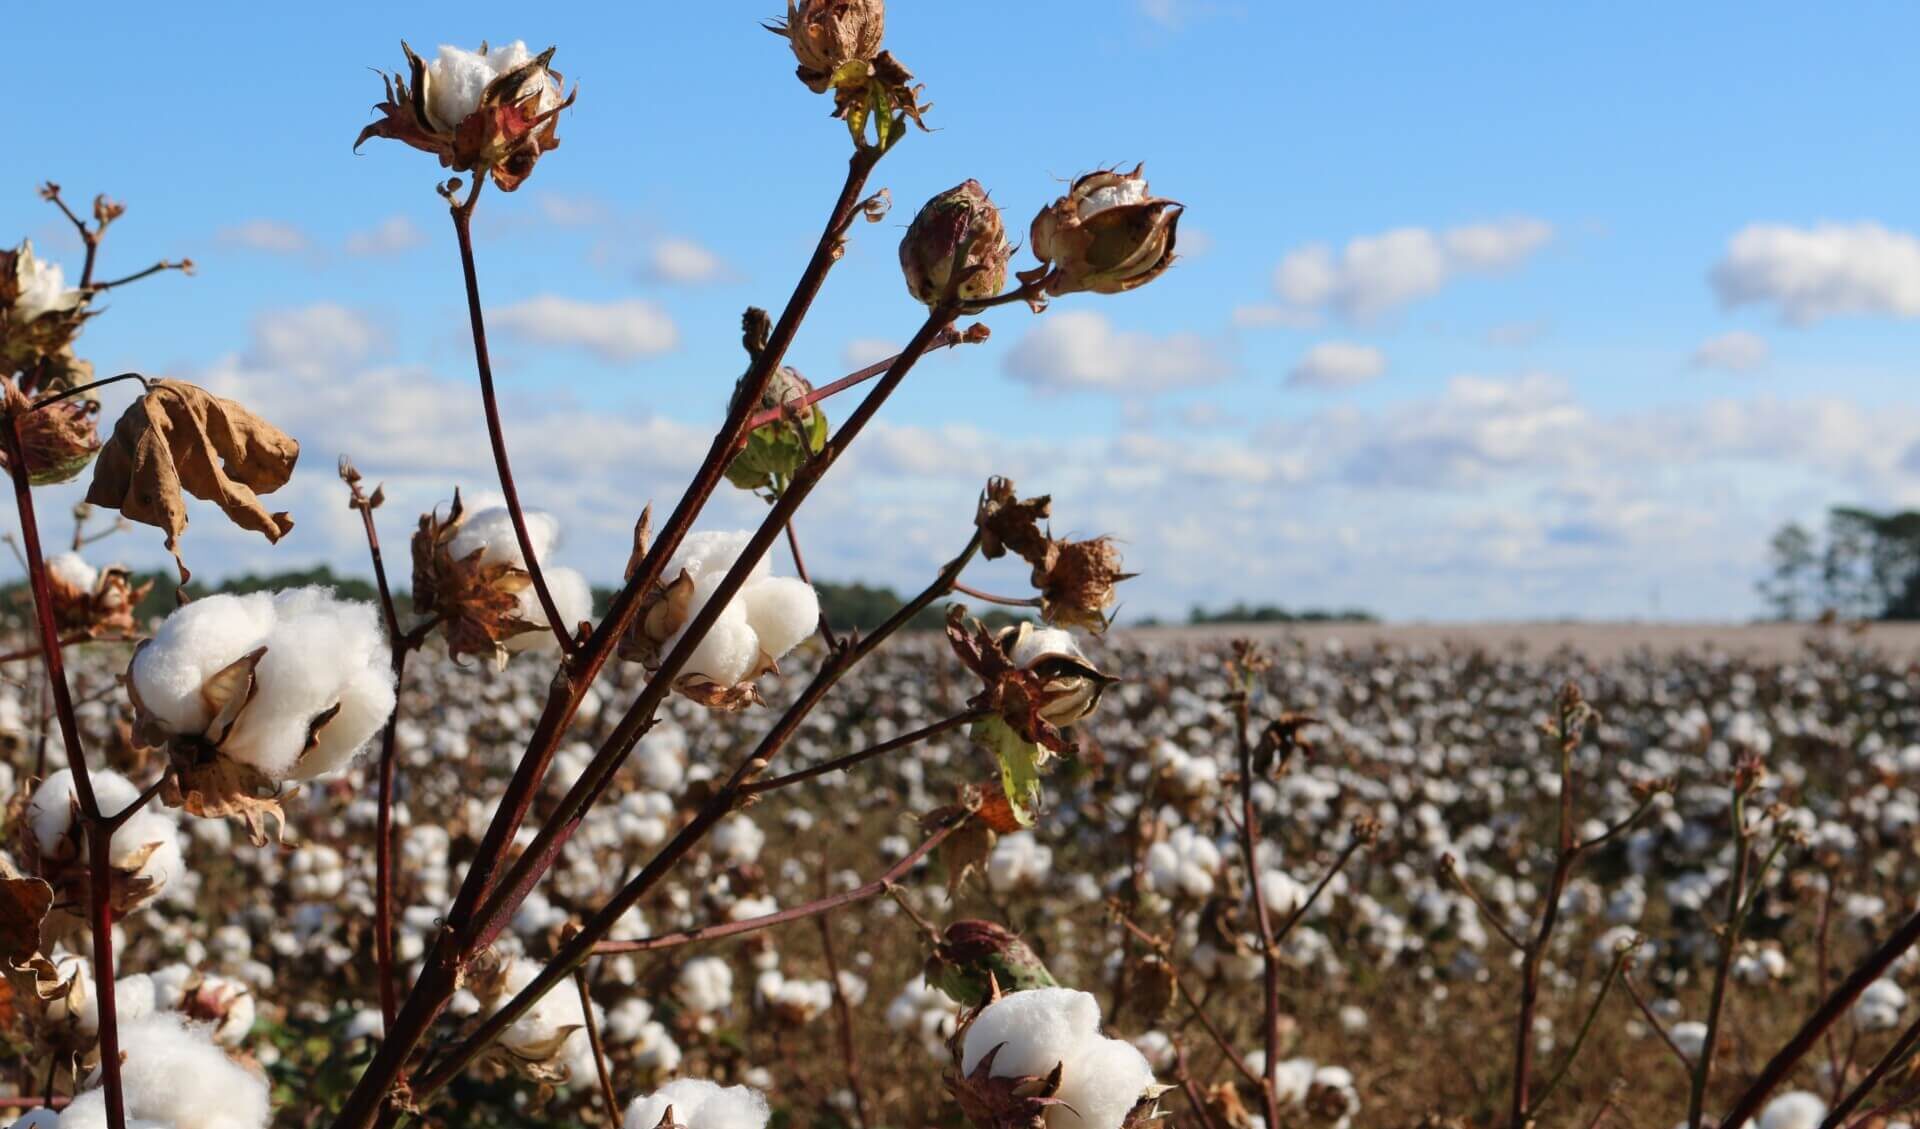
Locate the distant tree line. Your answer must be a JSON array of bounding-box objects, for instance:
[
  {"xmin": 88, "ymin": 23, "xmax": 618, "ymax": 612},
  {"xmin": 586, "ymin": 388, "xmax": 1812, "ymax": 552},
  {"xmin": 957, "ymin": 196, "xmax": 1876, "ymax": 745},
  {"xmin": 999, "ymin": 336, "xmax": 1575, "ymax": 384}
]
[
  {"xmin": 1760, "ymin": 506, "xmax": 1920, "ymax": 621},
  {"xmin": 1131, "ymin": 603, "xmax": 1378, "ymax": 627}
]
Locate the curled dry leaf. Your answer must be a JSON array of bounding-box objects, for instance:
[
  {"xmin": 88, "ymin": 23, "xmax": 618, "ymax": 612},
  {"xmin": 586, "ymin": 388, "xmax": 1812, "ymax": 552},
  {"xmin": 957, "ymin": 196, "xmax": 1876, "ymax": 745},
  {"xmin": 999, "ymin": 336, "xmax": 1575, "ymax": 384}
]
[
  {"xmin": 85, "ymin": 379, "xmax": 299, "ymax": 581},
  {"xmin": 0, "ymin": 862, "xmax": 53, "ymax": 967}
]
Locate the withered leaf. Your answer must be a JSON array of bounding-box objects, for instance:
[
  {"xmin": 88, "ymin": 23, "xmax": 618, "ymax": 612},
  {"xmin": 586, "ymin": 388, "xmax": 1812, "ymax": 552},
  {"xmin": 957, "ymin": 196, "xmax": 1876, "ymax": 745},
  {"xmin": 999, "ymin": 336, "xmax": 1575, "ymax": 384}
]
[
  {"xmin": 85, "ymin": 380, "xmax": 299, "ymax": 580},
  {"xmin": 0, "ymin": 874, "xmax": 53, "ymax": 966}
]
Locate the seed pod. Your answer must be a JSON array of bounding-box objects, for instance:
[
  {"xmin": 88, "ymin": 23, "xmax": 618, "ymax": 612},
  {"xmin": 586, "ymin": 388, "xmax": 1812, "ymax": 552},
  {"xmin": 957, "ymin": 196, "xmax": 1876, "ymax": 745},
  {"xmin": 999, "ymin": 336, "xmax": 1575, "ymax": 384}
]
[{"xmin": 901, "ymin": 181, "xmax": 1011, "ymax": 307}]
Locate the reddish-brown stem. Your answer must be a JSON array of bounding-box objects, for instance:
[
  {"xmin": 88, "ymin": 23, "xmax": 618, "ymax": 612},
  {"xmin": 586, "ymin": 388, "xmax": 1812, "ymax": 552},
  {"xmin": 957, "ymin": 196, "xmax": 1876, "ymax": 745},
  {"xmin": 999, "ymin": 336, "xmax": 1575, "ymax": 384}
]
[
  {"xmin": 1510, "ymin": 690, "xmax": 1587, "ymax": 1129},
  {"xmin": 329, "ymin": 148, "xmax": 888, "ymax": 1129},
  {"xmin": 742, "ymin": 708, "xmax": 983, "ymax": 796},
  {"xmin": 816, "ymin": 909, "xmax": 871, "ymax": 1129},
  {"xmin": 85, "ymin": 261, "xmax": 189, "ymax": 292},
  {"xmin": 1689, "ymin": 789, "xmax": 1752, "ymax": 1129},
  {"xmin": 735, "ymin": 327, "xmax": 974, "ymax": 436},
  {"xmin": 28, "ymin": 372, "xmax": 148, "ymax": 412},
  {"xmin": 1821, "ymin": 1011, "xmax": 1920, "ymax": 1129},
  {"xmin": 1114, "ymin": 913, "xmax": 1265, "ymax": 1091},
  {"xmin": 950, "ymin": 581, "xmax": 1040, "ymax": 608},
  {"xmin": 42, "ymin": 185, "xmax": 101, "ymax": 288},
  {"xmin": 1623, "ymin": 970, "xmax": 1695, "ymax": 1075},
  {"xmin": 574, "ymin": 968, "xmax": 621, "ymax": 1129},
  {"xmin": 1719, "ymin": 906, "xmax": 1920, "ymax": 1128},
  {"xmin": 1, "ymin": 414, "xmax": 124, "ymax": 1129},
  {"xmin": 1231, "ymin": 681, "xmax": 1282, "ymax": 1129},
  {"xmin": 347, "ymin": 477, "xmax": 406, "ymax": 1029},
  {"xmin": 448, "ymin": 179, "xmax": 573, "ymax": 655}
]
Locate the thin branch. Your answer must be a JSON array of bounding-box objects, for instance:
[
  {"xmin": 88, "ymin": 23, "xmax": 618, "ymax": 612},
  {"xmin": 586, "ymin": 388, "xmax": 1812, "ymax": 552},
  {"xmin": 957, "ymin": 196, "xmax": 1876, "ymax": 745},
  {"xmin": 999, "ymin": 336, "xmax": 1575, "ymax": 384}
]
[
  {"xmin": 743, "ymin": 708, "xmax": 984, "ymax": 796},
  {"xmin": 1622, "ymin": 969, "xmax": 1695, "ymax": 1076},
  {"xmin": 84, "ymin": 260, "xmax": 191, "ymax": 293},
  {"xmin": 1528, "ymin": 948, "xmax": 1630, "ymax": 1118},
  {"xmin": 816, "ymin": 910, "xmax": 871, "ymax": 1129},
  {"xmin": 574, "ymin": 968, "xmax": 622, "ymax": 1129},
  {"xmin": 1439, "ymin": 854, "xmax": 1526, "ymax": 953},
  {"xmin": 28, "ymin": 373, "xmax": 149, "ymax": 412},
  {"xmin": 950, "ymin": 581, "xmax": 1041, "ymax": 608}
]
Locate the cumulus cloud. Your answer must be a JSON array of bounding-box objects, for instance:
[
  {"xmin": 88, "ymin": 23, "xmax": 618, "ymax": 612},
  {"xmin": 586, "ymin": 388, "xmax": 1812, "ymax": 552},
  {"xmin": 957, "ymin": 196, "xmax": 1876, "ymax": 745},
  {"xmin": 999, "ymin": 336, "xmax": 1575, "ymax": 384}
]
[
  {"xmin": 1711, "ymin": 222, "xmax": 1920, "ymax": 324},
  {"xmin": 1287, "ymin": 342, "xmax": 1386, "ymax": 390},
  {"xmin": 647, "ymin": 238, "xmax": 729, "ymax": 284},
  {"xmin": 1002, "ymin": 311, "xmax": 1231, "ymax": 395},
  {"xmin": 1691, "ymin": 330, "xmax": 1769, "ymax": 372},
  {"xmin": 493, "ymin": 296, "xmax": 679, "ymax": 361},
  {"xmin": 245, "ymin": 304, "xmax": 385, "ymax": 372},
  {"xmin": 344, "ymin": 216, "xmax": 426, "ymax": 256},
  {"xmin": 841, "ymin": 338, "xmax": 899, "ymax": 369},
  {"xmin": 215, "ymin": 220, "xmax": 310, "ymax": 255},
  {"xmin": 1268, "ymin": 218, "xmax": 1553, "ymax": 322}
]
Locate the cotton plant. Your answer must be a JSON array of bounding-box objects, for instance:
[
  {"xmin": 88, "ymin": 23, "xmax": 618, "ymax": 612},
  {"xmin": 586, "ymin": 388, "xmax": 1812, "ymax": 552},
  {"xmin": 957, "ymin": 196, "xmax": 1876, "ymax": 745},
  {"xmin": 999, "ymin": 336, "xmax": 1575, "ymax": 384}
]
[
  {"xmin": 53, "ymin": 1012, "xmax": 270, "ymax": 1129},
  {"xmin": 620, "ymin": 530, "xmax": 820, "ymax": 709},
  {"xmin": 24, "ymin": 767, "xmax": 184, "ymax": 931},
  {"xmin": 952, "ymin": 987, "xmax": 1165, "ymax": 1129},
  {"xmin": 126, "ymin": 587, "xmax": 396, "ymax": 841},
  {"xmin": 623, "ymin": 1079, "xmax": 770, "ymax": 1129}
]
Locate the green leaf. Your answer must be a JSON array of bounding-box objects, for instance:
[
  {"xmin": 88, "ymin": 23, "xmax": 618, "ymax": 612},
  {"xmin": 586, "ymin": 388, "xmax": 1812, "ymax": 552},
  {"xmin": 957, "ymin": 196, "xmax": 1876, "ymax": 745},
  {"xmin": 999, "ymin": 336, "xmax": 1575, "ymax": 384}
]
[
  {"xmin": 725, "ymin": 410, "xmax": 828, "ymax": 495},
  {"xmin": 973, "ymin": 715, "xmax": 1044, "ymax": 827}
]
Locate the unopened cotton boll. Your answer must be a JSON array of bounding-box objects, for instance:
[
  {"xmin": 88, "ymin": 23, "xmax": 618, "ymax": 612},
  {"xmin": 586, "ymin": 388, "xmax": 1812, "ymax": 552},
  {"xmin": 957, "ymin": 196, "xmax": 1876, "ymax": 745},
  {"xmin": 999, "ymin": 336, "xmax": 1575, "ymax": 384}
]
[
  {"xmin": 129, "ymin": 588, "xmax": 395, "ymax": 781},
  {"xmin": 67, "ymin": 1012, "xmax": 270, "ymax": 1129},
  {"xmin": 960, "ymin": 988, "xmax": 1157, "ymax": 1129},
  {"xmin": 623, "ymin": 1078, "xmax": 770, "ymax": 1129}
]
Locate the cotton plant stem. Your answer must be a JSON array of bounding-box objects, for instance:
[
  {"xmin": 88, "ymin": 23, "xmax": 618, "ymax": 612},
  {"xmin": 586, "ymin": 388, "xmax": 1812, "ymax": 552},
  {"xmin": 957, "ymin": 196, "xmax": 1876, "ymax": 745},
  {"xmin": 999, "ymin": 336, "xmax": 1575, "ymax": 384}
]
[
  {"xmin": 448, "ymin": 178, "xmax": 574, "ymax": 656},
  {"xmin": 1688, "ymin": 788, "xmax": 1753, "ymax": 1129},
  {"xmin": 949, "ymin": 582, "xmax": 1041, "ymax": 608},
  {"xmin": 348, "ymin": 478, "xmax": 407, "ymax": 1030},
  {"xmin": 816, "ymin": 905, "xmax": 871, "ymax": 1129},
  {"xmin": 1822, "ymin": 1011, "xmax": 1920, "ymax": 1128},
  {"xmin": 1509, "ymin": 689, "xmax": 1586, "ymax": 1129},
  {"xmin": 1232, "ymin": 677, "xmax": 1283, "ymax": 1129},
  {"xmin": 462, "ymin": 311, "xmax": 959, "ymax": 950},
  {"xmin": 328, "ymin": 150, "xmax": 889, "ymax": 1129},
  {"xmin": 1, "ymin": 414, "xmax": 124, "ymax": 1129},
  {"xmin": 1527, "ymin": 949, "xmax": 1629, "ymax": 1119},
  {"xmin": 734, "ymin": 328, "xmax": 973, "ymax": 436},
  {"xmin": 574, "ymin": 969, "xmax": 621, "ymax": 1129},
  {"xmin": 742, "ymin": 708, "xmax": 984, "ymax": 796},
  {"xmin": 1112, "ymin": 913, "xmax": 1266, "ymax": 1091}
]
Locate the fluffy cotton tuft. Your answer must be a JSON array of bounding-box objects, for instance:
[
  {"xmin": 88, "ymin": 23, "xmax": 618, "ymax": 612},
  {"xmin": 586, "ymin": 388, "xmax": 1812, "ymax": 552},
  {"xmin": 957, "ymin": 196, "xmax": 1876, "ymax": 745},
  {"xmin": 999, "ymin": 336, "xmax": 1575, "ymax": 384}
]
[
  {"xmin": 961, "ymin": 988, "xmax": 1156, "ymax": 1129},
  {"xmin": 27, "ymin": 768, "xmax": 182, "ymax": 893},
  {"xmin": 488, "ymin": 956, "xmax": 587, "ymax": 1065},
  {"xmin": 46, "ymin": 553, "xmax": 98, "ymax": 592},
  {"xmin": 1759, "ymin": 1092, "xmax": 1827, "ymax": 1129},
  {"xmin": 623, "ymin": 1078, "xmax": 770, "ymax": 1129},
  {"xmin": 445, "ymin": 505, "xmax": 592, "ymax": 652},
  {"xmin": 1854, "ymin": 978, "xmax": 1907, "ymax": 1032},
  {"xmin": 65, "ymin": 1012, "xmax": 270, "ymax": 1129},
  {"xmin": 678, "ymin": 956, "xmax": 734, "ymax": 1014},
  {"xmin": 12, "ymin": 241, "xmax": 85, "ymax": 323},
  {"xmin": 658, "ymin": 531, "xmax": 817, "ymax": 687},
  {"xmin": 129, "ymin": 588, "xmax": 396, "ymax": 780},
  {"xmin": 424, "ymin": 41, "xmax": 560, "ymax": 134}
]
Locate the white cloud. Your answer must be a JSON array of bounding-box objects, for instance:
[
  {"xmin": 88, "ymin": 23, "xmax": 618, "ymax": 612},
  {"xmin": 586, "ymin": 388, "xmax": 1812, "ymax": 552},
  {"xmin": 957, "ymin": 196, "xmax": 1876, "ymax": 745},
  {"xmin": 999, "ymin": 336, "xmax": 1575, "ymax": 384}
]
[
  {"xmin": 534, "ymin": 193, "xmax": 609, "ymax": 227},
  {"xmin": 841, "ymin": 338, "xmax": 899, "ymax": 370},
  {"xmin": 648, "ymin": 238, "xmax": 728, "ymax": 284},
  {"xmin": 493, "ymin": 296, "xmax": 679, "ymax": 361},
  {"xmin": 245, "ymin": 304, "xmax": 384, "ymax": 372},
  {"xmin": 1268, "ymin": 218, "xmax": 1554, "ymax": 322},
  {"xmin": 344, "ymin": 215, "xmax": 426, "ymax": 256},
  {"xmin": 1002, "ymin": 311, "xmax": 1230, "ymax": 395},
  {"xmin": 215, "ymin": 219, "xmax": 310, "ymax": 255},
  {"xmin": 1711, "ymin": 222, "xmax": 1920, "ymax": 324},
  {"xmin": 1691, "ymin": 330, "xmax": 1769, "ymax": 372},
  {"xmin": 1287, "ymin": 342, "xmax": 1386, "ymax": 390}
]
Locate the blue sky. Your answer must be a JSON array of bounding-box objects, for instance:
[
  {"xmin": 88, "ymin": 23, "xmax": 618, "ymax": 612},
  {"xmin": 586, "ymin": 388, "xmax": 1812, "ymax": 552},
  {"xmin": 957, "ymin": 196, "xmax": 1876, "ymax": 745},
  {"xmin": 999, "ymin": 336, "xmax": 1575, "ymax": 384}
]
[{"xmin": 8, "ymin": 1, "xmax": 1920, "ymax": 622}]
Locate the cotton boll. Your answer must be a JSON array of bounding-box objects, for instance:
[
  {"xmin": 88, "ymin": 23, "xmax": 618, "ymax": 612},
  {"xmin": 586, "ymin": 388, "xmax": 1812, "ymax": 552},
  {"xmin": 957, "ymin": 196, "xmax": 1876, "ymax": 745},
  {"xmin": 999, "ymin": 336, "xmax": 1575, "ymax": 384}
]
[
  {"xmin": 485, "ymin": 957, "xmax": 586, "ymax": 1066},
  {"xmin": 129, "ymin": 593, "xmax": 277, "ymax": 736},
  {"xmin": 46, "ymin": 553, "xmax": 98, "ymax": 592},
  {"xmin": 1053, "ymin": 1035, "xmax": 1154, "ymax": 1129},
  {"xmin": 623, "ymin": 1078, "xmax": 770, "ymax": 1129},
  {"xmin": 29, "ymin": 769, "xmax": 182, "ymax": 900},
  {"xmin": 672, "ymin": 577, "xmax": 760, "ymax": 687},
  {"xmin": 679, "ymin": 957, "xmax": 734, "ymax": 1014},
  {"xmin": 220, "ymin": 589, "xmax": 392, "ymax": 779},
  {"xmin": 667, "ymin": 532, "xmax": 769, "ymax": 587},
  {"xmin": 83, "ymin": 1012, "xmax": 271, "ymax": 1129},
  {"xmin": 506, "ymin": 566, "xmax": 594, "ymax": 655},
  {"xmin": 712, "ymin": 815, "xmax": 765, "ymax": 866},
  {"xmin": 961, "ymin": 987, "xmax": 1101, "ymax": 1077},
  {"xmin": 1008, "ymin": 626, "xmax": 1089, "ymax": 668},
  {"xmin": 1671, "ymin": 1021, "xmax": 1708, "ymax": 1060},
  {"xmin": 1854, "ymin": 979, "xmax": 1907, "ymax": 1032},
  {"xmin": 1759, "ymin": 1091, "xmax": 1827, "ymax": 1129},
  {"xmin": 447, "ymin": 506, "xmax": 559, "ymax": 572},
  {"xmin": 10, "ymin": 1108, "xmax": 59, "ymax": 1129},
  {"xmin": 741, "ymin": 578, "xmax": 819, "ymax": 661},
  {"xmin": 424, "ymin": 42, "xmax": 560, "ymax": 135}
]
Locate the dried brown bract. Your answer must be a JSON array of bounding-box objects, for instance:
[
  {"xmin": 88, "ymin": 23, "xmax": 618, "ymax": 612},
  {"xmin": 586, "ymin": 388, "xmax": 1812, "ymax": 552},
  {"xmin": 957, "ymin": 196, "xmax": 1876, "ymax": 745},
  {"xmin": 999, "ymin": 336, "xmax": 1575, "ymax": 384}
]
[
  {"xmin": 43, "ymin": 559, "xmax": 151, "ymax": 638},
  {"xmin": 85, "ymin": 379, "xmax": 298, "ymax": 582},
  {"xmin": 411, "ymin": 491, "xmax": 544, "ymax": 669},
  {"xmin": 1032, "ymin": 537, "xmax": 1132, "ymax": 634},
  {"xmin": 976, "ymin": 477, "xmax": 1052, "ymax": 563}
]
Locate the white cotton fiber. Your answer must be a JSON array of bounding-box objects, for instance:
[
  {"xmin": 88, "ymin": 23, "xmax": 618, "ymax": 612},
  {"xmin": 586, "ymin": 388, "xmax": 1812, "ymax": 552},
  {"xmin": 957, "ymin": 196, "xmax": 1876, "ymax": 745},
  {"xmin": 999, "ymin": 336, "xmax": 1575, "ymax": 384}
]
[
  {"xmin": 742, "ymin": 578, "xmax": 820, "ymax": 661},
  {"xmin": 491, "ymin": 957, "xmax": 586, "ymax": 1062},
  {"xmin": 132, "ymin": 589, "xmax": 395, "ymax": 781},
  {"xmin": 1054, "ymin": 1035, "xmax": 1155, "ymax": 1129},
  {"xmin": 221, "ymin": 590, "xmax": 392, "ymax": 779},
  {"xmin": 672, "ymin": 574, "xmax": 760, "ymax": 687},
  {"xmin": 46, "ymin": 553, "xmax": 98, "ymax": 592},
  {"xmin": 447, "ymin": 505, "xmax": 558, "ymax": 571},
  {"xmin": 962, "ymin": 988, "xmax": 1158, "ymax": 1129},
  {"xmin": 624, "ymin": 1078, "xmax": 771, "ymax": 1129},
  {"xmin": 1009, "ymin": 626, "xmax": 1087, "ymax": 668},
  {"xmin": 667, "ymin": 532, "xmax": 769, "ymax": 586},
  {"xmin": 74, "ymin": 1012, "xmax": 270, "ymax": 1129},
  {"xmin": 424, "ymin": 42, "xmax": 559, "ymax": 135},
  {"xmin": 678, "ymin": 957, "xmax": 733, "ymax": 1014},
  {"xmin": 129, "ymin": 593, "xmax": 278, "ymax": 736},
  {"xmin": 10, "ymin": 1107, "xmax": 60, "ymax": 1129},
  {"xmin": 507, "ymin": 566, "xmax": 594, "ymax": 654},
  {"xmin": 961, "ymin": 987, "xmax": 1102, "ymax": 1077},
  {"xmin": 28, "ymin": 769, "xmax": 181, "ymax": 888},
  {"xmin": 1759, "ymin": 1092, "xmax": 1827, "ymax": 1129}
]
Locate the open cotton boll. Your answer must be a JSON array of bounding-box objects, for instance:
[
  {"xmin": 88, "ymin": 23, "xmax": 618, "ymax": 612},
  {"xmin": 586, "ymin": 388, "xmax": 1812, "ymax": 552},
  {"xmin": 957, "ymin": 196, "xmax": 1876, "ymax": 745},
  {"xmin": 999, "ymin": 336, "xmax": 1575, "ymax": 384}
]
[
  {"xmin": 678, "ymin": 957, "xmax": 734, "ymax": 1014},
  {"xmin": 1052, "ymin": 1035, "xmax": 1155, "ymax": 1129},
  {"xmin": 1758, "ymin": 1092, "xmax": 1827, "ymax": 1129},
  {"xmin": 424, "ymin": 42, "xmax": 560, "ymax": 134},
  {"xmin": 670, "ymin": 575, "xmax": 760, "ymax": 687},
  {"xmin": 1854, "ymin": 978, "xmax": 1907, "ymax": 1031},
  {"xmin": 12, "ymin": 242, "xmax": 85, "ymax": 323},
  {"xmin": 218, "ymin": 590, "xmax": 394, "ymax": 780},
  {"xmin": 46, "ymin": 553, "xmax": 98, "ymax": 593},
  {"xmin": 1008, "ymin": 626, "xmax": 1089, "ymax": 668},
  {"xmin": 128, "ymin": 593, "xmax": 278, "ymax": 737},
  {"xmin": 75, "ymin": 1012, "xmax": 270, "ymax": 1129},
  {"xmin": 446, "ymin": 505, "xmax": 559, "ymax": 571},
  {"xmin": 667, "ymin": 532, "xmax": 770, "ymax": 586},
  {"xmin": 741, "ymin": 578, "xmax": 819, "ymax": 661},
  {"xmin": 28, "ymin": 769, "xmax": 181, "ymax": 887},
  {"xmin": 961, "ymin": 987, "xmax": 1102, "ymax": 1077},
  {"xmin": 489, "ymin": 956, "xmax": 586, "ymax": 1063},
  {"xmin": 623, "ymin": 1078, "xmax": 770, "ymax": 1129},
  {"xmin": 506, "ymin": 566, "xmax": 594, "ymax": 654}
]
